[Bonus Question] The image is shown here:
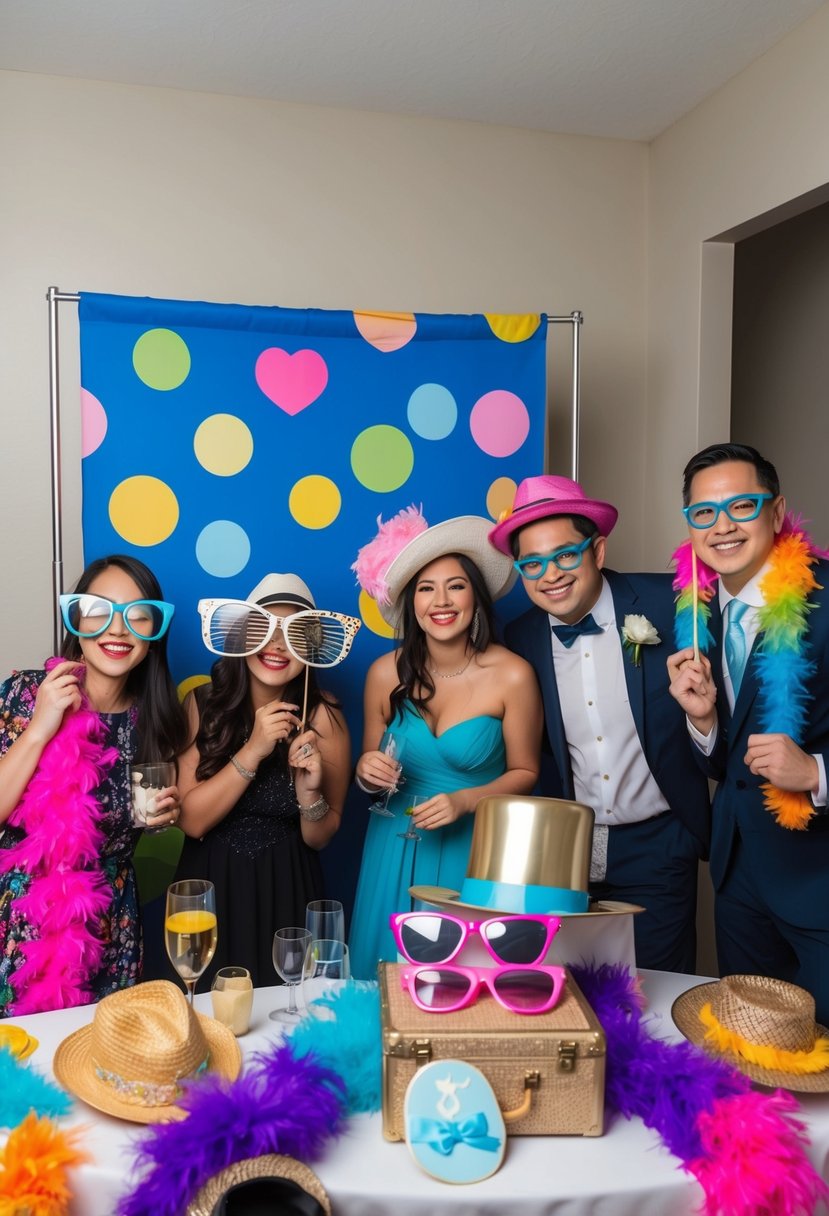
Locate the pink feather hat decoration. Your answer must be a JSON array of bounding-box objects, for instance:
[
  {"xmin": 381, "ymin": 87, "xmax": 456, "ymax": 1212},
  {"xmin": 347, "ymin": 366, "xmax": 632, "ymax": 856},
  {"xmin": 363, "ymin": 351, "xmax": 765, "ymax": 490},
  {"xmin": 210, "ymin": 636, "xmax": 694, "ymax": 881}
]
[{"xmin": 352, "ymin": 505, "xmax": 516, "ymax": 627}]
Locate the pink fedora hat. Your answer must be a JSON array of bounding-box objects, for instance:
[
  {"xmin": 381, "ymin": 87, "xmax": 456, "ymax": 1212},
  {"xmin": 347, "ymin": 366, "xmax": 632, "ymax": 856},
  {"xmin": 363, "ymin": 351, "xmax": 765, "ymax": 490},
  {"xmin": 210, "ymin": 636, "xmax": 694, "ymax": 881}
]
[{"xmin": 488, "ymin": 474, "xmax": 618, "ymax": 554}]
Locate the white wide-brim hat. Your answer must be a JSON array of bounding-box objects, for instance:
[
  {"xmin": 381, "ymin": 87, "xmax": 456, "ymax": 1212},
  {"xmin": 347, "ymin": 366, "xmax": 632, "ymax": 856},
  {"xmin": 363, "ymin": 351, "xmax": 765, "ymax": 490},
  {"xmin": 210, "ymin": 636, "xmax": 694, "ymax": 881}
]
[{"xmin": 379, "ymin": 515, "xmax": 516, "ymax": 626}]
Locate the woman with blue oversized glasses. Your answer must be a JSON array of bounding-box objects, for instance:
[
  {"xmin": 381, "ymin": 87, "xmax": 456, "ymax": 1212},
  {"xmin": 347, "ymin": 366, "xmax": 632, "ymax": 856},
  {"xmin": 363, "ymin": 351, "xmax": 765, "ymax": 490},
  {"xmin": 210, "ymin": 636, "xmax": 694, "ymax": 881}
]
[{"xmin": 0, "ymin": 554, "xmax": 188, "ymax": 1017}]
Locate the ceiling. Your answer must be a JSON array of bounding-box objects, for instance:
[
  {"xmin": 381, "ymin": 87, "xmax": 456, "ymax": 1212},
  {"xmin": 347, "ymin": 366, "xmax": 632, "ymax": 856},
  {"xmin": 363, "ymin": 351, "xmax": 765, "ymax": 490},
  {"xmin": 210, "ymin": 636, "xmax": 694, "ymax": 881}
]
[{"xmin": 1, "ymin": 0, "xmax": 825, "ymax": 141}]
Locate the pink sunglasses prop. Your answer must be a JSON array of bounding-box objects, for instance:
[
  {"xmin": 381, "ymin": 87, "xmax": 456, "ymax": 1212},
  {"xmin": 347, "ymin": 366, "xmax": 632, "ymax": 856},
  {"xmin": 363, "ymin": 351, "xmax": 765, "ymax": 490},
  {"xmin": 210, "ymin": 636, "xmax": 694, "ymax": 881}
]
[
  {"xmin": 390, "ymin": 911, "xmax": 562, "ymax": 967},
  {"xmin": 400, "ymin": 964, "xmax": 567, "ymax": 1015}
]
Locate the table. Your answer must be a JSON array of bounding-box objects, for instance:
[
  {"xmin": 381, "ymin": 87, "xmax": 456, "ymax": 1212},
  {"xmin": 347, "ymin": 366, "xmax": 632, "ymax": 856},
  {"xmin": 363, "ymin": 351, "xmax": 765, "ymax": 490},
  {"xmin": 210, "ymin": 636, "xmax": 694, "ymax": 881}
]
[{"xmin": 5, "ymin": 970, "xmax": 829, "ymax": 1216}]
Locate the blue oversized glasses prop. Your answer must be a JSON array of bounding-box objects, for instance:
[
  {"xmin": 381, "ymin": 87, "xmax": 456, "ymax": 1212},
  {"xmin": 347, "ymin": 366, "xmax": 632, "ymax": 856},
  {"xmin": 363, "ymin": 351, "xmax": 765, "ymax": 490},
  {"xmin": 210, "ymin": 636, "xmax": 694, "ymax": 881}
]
[
  {"xmin": 513, "ymin": 535, "xmax": 594, "ymax": 581},
  {"xmin": 683, "ymin": 492, "xmax": 773, "ymax": 530},
  {"xmin": 60, "ymin": 594, "xmax": 175, "ymax": 641}
]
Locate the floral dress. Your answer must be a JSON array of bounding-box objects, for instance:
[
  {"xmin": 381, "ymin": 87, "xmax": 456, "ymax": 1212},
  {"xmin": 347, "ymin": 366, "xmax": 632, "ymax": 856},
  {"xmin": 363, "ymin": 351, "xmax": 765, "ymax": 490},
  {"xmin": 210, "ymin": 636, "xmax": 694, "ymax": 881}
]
[{"xmin": 0, "ymin": 669, "xmax": 142, "ymax": 1016}]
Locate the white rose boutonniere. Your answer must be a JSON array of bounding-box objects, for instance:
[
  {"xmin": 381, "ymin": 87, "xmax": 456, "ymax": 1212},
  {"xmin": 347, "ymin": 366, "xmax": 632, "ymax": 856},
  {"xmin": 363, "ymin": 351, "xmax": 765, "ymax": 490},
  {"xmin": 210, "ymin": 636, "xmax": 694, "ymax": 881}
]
[{"xmin": 621, "ymin": 614, "xmax": 661, "ymax": 667}]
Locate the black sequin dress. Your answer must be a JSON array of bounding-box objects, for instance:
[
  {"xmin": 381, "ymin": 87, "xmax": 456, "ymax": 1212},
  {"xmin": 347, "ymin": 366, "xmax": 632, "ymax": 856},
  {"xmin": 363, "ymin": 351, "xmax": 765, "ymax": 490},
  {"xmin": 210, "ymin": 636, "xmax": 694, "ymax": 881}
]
[{"xmin": 173, "ymin": 754, "xmax": 325, "ymax": 988}]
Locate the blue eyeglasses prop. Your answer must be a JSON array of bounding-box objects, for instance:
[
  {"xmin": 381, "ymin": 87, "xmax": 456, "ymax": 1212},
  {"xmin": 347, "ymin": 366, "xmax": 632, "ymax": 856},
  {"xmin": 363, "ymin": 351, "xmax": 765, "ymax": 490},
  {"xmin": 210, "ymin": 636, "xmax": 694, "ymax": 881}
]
[
  {"xmin": 683, "ymin": 492, "xmax": 773, "ymax": 530},
  {"xmin": 513, "ymin": 535, "xmax": 594, "ymax": 581},
  {"xmin": 60, "ymin": 594, "xmax": 175, "ymax": 641}
]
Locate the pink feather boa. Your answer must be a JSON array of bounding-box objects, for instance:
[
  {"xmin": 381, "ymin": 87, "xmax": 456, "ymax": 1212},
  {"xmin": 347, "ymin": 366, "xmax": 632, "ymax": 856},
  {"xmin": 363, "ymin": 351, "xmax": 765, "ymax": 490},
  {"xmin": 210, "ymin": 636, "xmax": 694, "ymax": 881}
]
[{"xmin": 0, "ymin": 658, "xmax": 118, "ymax": 1014}]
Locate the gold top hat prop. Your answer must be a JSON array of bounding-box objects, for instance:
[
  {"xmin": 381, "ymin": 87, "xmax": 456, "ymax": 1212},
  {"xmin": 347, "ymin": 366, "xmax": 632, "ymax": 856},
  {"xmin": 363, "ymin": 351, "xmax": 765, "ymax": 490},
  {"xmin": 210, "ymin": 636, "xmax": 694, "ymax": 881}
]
[
  {"xmin": 672, "ymin": 974, "xmax": 829, "ymax": 1093},
  {"xmin": 412, "ymin": 795, "xmax": 642, "ymax": 917}
]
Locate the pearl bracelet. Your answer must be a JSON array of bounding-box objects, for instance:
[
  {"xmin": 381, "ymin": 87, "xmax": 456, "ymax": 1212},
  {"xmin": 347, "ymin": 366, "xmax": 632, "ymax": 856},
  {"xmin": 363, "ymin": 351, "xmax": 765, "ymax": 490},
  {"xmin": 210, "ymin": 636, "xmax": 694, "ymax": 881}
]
[
  {"xmin": 230, "ymin": 754, "xmax": 256, "ymax": 782},
  {"xmin": 298, "ymin": 794, "xmax": 329, "ymax": 821}
]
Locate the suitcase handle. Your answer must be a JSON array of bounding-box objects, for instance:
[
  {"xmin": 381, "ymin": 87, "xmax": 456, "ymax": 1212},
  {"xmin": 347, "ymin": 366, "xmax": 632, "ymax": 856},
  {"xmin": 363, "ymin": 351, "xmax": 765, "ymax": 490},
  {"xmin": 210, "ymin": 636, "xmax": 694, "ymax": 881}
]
[{"xmin": 501, "ymin": 1070, "xmax": 540, "ymax": 1123}]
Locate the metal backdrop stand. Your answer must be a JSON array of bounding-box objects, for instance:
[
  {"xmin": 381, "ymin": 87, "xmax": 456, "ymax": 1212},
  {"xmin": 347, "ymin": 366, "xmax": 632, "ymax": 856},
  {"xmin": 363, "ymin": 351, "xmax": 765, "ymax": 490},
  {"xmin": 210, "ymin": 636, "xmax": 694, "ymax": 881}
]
[{"xmin": 46, "ymin": 287, "xmax": 582, "ymax": 651}]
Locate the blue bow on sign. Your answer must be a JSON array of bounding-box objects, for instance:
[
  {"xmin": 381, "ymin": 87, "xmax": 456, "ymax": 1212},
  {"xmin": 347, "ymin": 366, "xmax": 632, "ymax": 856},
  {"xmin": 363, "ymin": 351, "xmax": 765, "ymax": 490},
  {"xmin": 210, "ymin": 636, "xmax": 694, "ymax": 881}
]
[{"xmin": 409, "ymin": 1112, "xmax": 502, "ymax": 1155}]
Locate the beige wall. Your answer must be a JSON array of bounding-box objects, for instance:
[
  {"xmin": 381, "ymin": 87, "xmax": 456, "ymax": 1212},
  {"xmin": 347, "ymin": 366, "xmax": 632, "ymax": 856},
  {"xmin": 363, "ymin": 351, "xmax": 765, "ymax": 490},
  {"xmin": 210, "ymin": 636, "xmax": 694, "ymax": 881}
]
[
  {"xmin": 646, "ymin": 2, "xmax": 829, "ymax": 562},
  {"xmin": 0, "ymin": 69, "xmax": 648, "ymax": 674}
]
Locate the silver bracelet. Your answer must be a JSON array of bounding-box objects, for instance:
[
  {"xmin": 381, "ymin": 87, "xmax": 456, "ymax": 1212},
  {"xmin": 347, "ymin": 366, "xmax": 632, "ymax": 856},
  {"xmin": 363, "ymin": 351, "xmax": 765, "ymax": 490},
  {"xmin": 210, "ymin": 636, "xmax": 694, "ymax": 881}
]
[
  {"xmin": 230, "ymin": 754, "xmax": 257, "ymax": 782},
  {"xmin": 355, "ymin": 774, "xmax": 380, "ymax": 795},
  {"xmin": 298, "ymin": 794, "xmax": 329, "ymax": 821}
]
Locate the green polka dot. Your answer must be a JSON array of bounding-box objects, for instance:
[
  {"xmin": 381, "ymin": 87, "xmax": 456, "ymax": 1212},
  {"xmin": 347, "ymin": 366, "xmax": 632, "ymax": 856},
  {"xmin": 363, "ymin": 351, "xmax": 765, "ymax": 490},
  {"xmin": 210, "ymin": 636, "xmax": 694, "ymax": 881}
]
[
  {"xmin": 133, "ymin": 328, "xmax": 191, "ymax": 391},
  {"xmin": 351, "ymin": 425, "xmax": 414, "ymax": 493}
]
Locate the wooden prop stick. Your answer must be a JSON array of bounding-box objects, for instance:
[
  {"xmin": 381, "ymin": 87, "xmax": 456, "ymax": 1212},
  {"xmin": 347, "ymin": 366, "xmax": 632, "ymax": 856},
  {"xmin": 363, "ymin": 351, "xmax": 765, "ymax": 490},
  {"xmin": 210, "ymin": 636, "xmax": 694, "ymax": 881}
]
[
  {"xmin": 691, "ymin": 549, "xmax": 700, "ymax": 664},
  {"xmin": 300, "ymin": 665, "xmax": 310, "ymax": 732}
]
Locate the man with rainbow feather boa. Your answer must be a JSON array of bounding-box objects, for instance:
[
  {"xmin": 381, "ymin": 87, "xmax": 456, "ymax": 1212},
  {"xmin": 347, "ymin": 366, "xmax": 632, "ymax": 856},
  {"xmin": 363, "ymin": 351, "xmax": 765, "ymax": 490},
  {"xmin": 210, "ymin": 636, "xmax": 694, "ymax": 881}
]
[{"xmin": 668, "ymin": 441, "xmax": 829, "ymax": 1023}]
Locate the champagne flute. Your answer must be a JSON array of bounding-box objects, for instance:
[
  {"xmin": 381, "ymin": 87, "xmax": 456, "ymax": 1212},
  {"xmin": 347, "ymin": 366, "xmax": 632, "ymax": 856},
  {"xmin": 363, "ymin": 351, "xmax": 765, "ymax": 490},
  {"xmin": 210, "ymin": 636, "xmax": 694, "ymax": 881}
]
[
  {"xmin": 370, "ymin": 731, "xmax": 405, "ymax": 818},
  {"xmin": 301, "ymin": 939, "xmax": 350, "ymax": 1018},
  {"xmin": 271, "ymin": 926, "xmax": 312, "ymax": 1022},
  {"xmin": 164, "ymin": 879, "xmax": 217, "ymax": 1006},
  {"xmin": 398, "ymin": 795, "xmax": 424, "ymax": 842},
  {"xmin": 305, "ymin": 899, "xmax": 345, "ymax": 946}
]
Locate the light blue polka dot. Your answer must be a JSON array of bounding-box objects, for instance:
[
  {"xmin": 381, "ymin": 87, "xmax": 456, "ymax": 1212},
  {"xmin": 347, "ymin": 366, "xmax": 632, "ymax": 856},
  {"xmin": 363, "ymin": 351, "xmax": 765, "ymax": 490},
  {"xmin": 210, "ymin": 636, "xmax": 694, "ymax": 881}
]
[
  {"xmin": 196, "ymin": 520, "xmax": 251, "ymax": 578},
  {"xmin": 407, "ymin": 383, "xmax": 458, "ymax": 440}
]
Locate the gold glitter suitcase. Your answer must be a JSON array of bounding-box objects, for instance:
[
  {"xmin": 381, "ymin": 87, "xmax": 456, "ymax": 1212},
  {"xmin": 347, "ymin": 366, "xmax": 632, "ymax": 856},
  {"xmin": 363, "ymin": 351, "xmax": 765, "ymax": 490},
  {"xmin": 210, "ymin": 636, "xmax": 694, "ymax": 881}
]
[{"xmin": 379, "ymin": 962, "xmax": 605, "ymax": 1138}]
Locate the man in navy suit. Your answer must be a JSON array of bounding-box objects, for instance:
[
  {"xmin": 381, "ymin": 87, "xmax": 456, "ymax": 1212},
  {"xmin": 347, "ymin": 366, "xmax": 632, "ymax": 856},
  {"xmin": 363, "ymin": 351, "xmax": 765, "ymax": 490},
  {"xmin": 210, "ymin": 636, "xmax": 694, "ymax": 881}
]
[
  {"xmin": 490, "ymin": 475, "xmax": 710, "ymax": 973},
  {"xmin": 668, "ymin": 443, "xmax": 829, "ymax": 1020}
]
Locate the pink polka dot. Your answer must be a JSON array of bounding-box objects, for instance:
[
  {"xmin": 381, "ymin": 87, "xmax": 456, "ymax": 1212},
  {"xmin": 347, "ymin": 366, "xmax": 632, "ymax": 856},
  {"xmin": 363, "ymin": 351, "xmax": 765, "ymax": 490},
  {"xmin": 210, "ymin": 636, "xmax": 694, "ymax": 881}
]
[
  {"xmin": 469, "ymin": 391, "xmax": 530, "ymax": 457},
  {"xmin": 81, "ymin": 388, "xmax": 108, "ymax": 457}
]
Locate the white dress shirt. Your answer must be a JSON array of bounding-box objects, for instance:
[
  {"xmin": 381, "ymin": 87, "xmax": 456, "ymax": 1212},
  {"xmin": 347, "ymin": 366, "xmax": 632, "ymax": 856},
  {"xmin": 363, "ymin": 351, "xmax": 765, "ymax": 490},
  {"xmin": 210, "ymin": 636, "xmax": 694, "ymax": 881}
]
[{"xmin": 549, "ymin": 578, "xmax": 669, "ymax": 830}]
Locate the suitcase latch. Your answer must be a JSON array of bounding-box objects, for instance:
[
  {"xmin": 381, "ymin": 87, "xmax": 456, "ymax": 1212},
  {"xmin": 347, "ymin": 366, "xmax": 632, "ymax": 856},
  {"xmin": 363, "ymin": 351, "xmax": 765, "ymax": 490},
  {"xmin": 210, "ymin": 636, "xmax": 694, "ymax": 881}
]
[
  {"xmin": 557, "ymin": 1041, "xmax": 578, "ymax": 1073},
  {"xmin": 413, "ymin": 1038, "xmax": 432, "ymax": 1067}
]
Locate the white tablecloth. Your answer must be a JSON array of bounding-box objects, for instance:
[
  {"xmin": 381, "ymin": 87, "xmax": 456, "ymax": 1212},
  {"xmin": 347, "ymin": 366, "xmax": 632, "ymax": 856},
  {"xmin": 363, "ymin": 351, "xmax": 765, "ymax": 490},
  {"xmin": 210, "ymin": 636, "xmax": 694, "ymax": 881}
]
[{"xmin": 5, "ymin": 970, "xmax": 829, "ymax": 1216}]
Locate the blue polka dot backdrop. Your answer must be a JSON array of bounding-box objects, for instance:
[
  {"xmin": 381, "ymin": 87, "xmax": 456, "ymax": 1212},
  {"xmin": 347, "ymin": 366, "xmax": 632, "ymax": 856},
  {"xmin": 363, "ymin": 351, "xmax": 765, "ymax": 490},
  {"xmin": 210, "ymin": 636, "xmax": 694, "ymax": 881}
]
[{"xmin": 78, "ymin": 293, "xmax": 547, "ymax": 910}]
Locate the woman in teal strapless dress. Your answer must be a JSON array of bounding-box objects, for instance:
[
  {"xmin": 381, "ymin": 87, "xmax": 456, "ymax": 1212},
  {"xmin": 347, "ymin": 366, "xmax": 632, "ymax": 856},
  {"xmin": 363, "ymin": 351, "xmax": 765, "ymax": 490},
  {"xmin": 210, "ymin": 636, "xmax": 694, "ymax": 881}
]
[{"xmin": 349, "ymin": 510, "xmax": 543, "ymax": 978}]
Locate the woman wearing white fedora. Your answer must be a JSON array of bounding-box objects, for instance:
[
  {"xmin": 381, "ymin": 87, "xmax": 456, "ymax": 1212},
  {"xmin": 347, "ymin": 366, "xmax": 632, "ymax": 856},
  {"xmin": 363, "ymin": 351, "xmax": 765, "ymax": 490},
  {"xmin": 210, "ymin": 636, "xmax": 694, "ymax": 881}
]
[{"xmin": 349, "ymin": 508, "xmax": 542, "ymax": 978}]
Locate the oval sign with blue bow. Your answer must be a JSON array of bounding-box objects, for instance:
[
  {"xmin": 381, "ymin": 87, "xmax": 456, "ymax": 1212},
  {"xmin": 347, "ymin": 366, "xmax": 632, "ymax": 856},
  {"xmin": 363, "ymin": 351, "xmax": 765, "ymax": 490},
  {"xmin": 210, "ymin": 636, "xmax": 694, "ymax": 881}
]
[{"xmin": 404, "ymin": 1058, "xmax": 506, "ymax": 1183}]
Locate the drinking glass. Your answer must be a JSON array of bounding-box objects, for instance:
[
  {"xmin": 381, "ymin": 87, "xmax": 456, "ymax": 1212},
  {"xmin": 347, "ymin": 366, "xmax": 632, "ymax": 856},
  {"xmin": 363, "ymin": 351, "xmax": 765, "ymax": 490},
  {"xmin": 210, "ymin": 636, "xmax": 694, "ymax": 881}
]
[
  {"xmin": 211, "ymin": 966, "xmax": 254, "ymax": 1036},
  {"xmin": 164, "ymin": 879, "xmax": 217, "ymax": 1005},
  {"xmin": 305, "ymin": 899, "xmax": 345, "ymax": 946},
  {"xmin": 370, "ymin": 731, "xmax": 405, "ymax": 817},
  {"xmin": 131, "ymin": 760, "xmax": 175, "ymax": 833},
  {"xmin": 271, "ymin": 926, "xmax": 312, "ymax": 1022},
  {"xmin": 398, "ymin": 795, "xmax": 424, "ymax": 842},
  {"xmin": 301, "ymin": 939, "xmax": 350, "ymax": 1018}
]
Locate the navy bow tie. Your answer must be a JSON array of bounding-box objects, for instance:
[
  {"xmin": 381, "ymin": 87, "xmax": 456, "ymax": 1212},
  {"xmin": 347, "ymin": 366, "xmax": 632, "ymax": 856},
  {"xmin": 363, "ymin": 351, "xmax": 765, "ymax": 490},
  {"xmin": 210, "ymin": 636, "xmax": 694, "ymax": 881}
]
[{"xmin": 552, "ymin": 613, "xmax": 603, "ymax": 648}]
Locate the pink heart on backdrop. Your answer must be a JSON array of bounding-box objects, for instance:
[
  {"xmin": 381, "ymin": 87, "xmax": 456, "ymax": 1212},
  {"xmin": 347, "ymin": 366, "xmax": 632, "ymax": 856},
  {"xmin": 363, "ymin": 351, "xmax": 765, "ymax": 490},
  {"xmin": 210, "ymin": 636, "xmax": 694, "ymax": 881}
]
[{"xmin": 255, "ymin": 348, "xmax": 329, "ymax": 416}]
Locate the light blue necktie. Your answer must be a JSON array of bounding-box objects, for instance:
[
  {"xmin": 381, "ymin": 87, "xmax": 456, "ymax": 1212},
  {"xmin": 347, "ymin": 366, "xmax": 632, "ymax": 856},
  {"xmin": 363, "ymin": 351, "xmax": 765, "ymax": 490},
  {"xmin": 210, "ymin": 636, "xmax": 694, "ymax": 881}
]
[{"xmin": 725, "ymin": 598, "xmax": 749, "ymax": 697}]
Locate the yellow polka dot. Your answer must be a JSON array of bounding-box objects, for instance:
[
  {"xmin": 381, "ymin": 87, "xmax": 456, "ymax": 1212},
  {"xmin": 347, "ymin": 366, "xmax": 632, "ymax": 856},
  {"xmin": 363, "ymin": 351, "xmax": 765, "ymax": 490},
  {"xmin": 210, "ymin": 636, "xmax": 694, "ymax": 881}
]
[
  {"xmin": 109, "ymin": 476, "xmax": 179, "ymax": 546},
  {"xmin": 178, "ymin": 674, "xmax": 211, "ymax": 703},
  {"xmin": 194, "ymin": 414, "xmax": 253, "ymax": 476},
  {"xmin": 484, "ymin": 314, "xmax": 542, "ymax": 343},
  {"xmin": 289, "ymin": 475, "xmax": 341, "ymax": 530},
  {"xmin": 486, "ymin": 476, "xmax": 518, "ymax": 521},
  {"xmin": 359, "ymin": 590, "xmax": 395, "ymax": 639}
]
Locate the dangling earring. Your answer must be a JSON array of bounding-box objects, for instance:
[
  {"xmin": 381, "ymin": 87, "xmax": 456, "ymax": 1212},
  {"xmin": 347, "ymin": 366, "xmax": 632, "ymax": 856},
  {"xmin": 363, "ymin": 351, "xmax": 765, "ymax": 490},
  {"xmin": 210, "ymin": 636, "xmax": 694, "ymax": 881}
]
[{"xmin": 470, "ymin": 610, "xmax": 480, "ymax": 645}]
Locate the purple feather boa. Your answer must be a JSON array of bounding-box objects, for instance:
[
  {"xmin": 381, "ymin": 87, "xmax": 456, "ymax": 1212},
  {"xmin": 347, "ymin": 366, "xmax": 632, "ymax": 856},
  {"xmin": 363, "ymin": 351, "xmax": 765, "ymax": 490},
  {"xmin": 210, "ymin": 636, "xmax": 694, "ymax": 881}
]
[{"xmin": 118, "ymin": 1045, "xmax": 346, "ymax": 1216}]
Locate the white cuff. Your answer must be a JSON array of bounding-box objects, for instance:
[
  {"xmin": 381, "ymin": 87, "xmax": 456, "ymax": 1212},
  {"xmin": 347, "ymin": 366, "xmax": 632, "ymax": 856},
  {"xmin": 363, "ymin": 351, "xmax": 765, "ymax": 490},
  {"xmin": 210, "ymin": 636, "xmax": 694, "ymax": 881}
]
[
  {"xmin": 812, "ymin": 754, "xmax": 827, "ymax": 808},
  {"xmin": 688, "ymin": 717, "xmax": 718, "ymax": 756}
]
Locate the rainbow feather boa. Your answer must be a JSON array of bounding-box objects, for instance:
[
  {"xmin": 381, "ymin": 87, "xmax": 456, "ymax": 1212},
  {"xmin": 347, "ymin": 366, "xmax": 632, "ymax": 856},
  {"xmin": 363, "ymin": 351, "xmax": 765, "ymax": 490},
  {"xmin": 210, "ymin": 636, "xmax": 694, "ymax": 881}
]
[
  {"xmin": 672, "ymin": 518, "xmax": 825, "ymax": 829},
  {"xmin": 0, "ymin": 658, "xmax": 118, "ymax": 1013},
  {"xmin": 116, "ymin": 973, "xmax": 829, "ymax": 1216}
]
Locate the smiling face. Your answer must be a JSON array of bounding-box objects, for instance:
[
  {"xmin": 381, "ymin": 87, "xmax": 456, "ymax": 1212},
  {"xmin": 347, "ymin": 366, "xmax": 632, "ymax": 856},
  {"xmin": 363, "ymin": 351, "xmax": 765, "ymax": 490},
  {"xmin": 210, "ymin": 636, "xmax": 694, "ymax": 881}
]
[
  {"xmin": 245, "ymin": 602, "xmax": 305, "ymax": 690},
  {"xmin": 686, "ymin": 460, "xmax": 785, "ymax": 594},
  {"xmin": 412, "ymin": 556, "xmax": 475, "ymax": 642},
  {"xmin": 77, "ymin": 566, "xmax": 151, "ymax": 682},
  {"xmin": 515, "ymin": 517, "xmax": 605, "ymax": 623}
]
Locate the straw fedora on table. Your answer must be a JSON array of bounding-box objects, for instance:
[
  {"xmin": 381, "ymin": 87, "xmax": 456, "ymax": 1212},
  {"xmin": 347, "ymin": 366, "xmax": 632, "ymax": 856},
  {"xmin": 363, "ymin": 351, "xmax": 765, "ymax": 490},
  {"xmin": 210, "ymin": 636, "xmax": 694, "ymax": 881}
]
[
  {"xmin": 411, "ymin": 795, "xmax": 642, "ymax": 918},
  {"xmin": 54, "ymin": 980, "xmax": 242, "ymax": 1123},
  {"xmin": 672, "ymin": 973, "xmax": 829, "ymax": 1093},
  {"xmin": 187, "ymin": 1155, "xmax": 331, "ymax": 1216}
]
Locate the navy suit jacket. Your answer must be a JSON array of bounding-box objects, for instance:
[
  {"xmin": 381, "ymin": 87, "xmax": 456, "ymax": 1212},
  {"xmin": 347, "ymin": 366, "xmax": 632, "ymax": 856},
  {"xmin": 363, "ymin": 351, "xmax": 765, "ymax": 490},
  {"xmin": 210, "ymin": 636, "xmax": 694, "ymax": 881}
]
[
  {"xmin": 694, "ymin": 558, "xmax": 829, "ymax": 922},
  {"xmin": 505, "ymin": 570, "xmax": 711, "ymax": 855}
]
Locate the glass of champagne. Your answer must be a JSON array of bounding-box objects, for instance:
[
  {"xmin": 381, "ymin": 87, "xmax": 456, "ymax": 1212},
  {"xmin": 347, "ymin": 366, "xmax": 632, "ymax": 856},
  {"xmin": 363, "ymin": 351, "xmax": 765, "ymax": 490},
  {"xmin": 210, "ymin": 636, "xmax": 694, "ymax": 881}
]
[
  {"xmin": 370, "ymin": 731, "xmax": 405, "ymax": 818},
  {"xmin": 164, "ymin": 879, "xmax": 217, "ymax": 1005},
  {"xmin": 271, "ymin": 926, "xmax": 313, "ymax": 1022},
  {"xmin": 305, "ymin": 899, "xmax": 345, "ymax": 946},
  {"xmin": 398, "ymin": 795, "xmax": 424, "ymax": 842}
]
